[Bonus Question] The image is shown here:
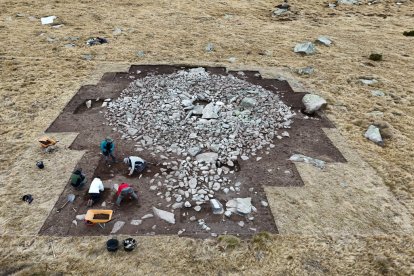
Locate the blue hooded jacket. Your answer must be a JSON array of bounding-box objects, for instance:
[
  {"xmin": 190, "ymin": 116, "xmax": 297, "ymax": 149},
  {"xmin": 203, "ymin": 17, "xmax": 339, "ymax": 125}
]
[{"xmin": 100, "ymin": 139, "xmax": 115, "ymax": 154}]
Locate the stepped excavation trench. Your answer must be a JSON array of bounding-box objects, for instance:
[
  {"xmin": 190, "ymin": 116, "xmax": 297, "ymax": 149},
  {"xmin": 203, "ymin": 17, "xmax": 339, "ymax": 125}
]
[{"xmin": 39, "ymin": 65, "xmax": 345, "ymax": 238}]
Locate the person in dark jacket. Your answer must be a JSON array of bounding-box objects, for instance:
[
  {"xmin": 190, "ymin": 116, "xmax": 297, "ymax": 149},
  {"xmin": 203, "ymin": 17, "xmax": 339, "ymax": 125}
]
[
  {"xmin": 100, "ymin": 137, "xmax": 116, "ymax": 163},
  {"xmin": 70, "ymin": 168, "xmax": 87, "ymax": 189}
]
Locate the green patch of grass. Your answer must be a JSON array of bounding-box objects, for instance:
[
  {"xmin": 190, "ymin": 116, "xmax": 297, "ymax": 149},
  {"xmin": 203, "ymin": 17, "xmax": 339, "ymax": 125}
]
[
  {"xmin": 251, "ymin": 232, "xmax": 273, "ymax": 249},
  {"xmin": 218, "ymin": 235, "xmax": 241, "ymax": 249}
]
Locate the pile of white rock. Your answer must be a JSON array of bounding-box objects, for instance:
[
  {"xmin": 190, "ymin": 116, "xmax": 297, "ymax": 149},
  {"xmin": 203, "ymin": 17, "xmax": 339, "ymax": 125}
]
[{"xmin": 104, "ymin": 68, "xmax": 295, "ymax": 213}]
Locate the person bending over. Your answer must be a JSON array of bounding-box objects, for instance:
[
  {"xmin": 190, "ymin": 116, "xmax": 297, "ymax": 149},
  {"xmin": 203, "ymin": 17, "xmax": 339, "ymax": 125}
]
[
  {"xmin": 116, "ymin": 183, "xmax": 139, "ymax": 206},
  {"xmin": 123, "ymin": 156, "xmax": 147, "ymax": 176},
  {"xmin": 87, "ymin": 177, "xmax": 104, "ymax": 206}
]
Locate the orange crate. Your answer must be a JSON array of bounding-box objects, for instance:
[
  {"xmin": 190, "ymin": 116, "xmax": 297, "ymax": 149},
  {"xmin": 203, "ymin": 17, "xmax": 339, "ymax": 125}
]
[{"xmin": 85, "ymin": 209, "xmax": 113, "ymax": 224}]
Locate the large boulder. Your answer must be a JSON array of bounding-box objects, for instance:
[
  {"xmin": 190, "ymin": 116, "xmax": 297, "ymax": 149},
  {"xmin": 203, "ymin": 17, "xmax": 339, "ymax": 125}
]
[
  {"xmin": 152, "ymin": 207, "xmax": 175, "ymax": 224},
  {"xmin": 226, "ymin": 198, "xmax": 252, "ymax": 215},
  {"xmin": 302, "ymin": 94, "xmax": 327, "ymax": 114}
]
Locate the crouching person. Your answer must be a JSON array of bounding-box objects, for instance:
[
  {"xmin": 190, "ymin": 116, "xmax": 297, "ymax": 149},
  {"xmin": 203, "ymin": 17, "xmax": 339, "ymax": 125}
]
[
  {"xmin": 70, "ymin": 168, "xmax": 87, "ymax": 190},
  {"xmin": 124, "ymin": 156, "xmax": 147, "ymax": 176},
  {"xmin": 87, "ymin": 177, "xmax": 104, "ymax": 207},
  {"xmin": 116, "ymin": 183, "xmax": 138, "ymax": 206}
]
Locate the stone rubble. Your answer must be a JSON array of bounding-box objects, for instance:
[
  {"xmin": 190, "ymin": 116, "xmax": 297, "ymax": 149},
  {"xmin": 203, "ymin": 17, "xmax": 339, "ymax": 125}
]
[{"xmin": 104, "ymin": 67, "xmax": 297, "ymax": 229}]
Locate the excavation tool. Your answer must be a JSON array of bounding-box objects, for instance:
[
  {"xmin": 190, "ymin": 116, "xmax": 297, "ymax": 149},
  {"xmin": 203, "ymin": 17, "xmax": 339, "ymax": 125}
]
[{"xmin": 57, "ymin": 194, "xmax": 75, "ymax": 212}]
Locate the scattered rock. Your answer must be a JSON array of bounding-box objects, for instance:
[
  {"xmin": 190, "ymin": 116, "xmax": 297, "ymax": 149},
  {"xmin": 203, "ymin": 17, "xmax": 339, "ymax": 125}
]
[
  {"xmin": 72, "ymin": 220, "xmax": 77, "ymax": 226},
  {"xmin": 82, "ymin": 54, "xmax": 93, "ymax": 61},
  {"xmin": 41, "ymin": 15, "xmax": 56, "ymax": 25},
  {"xmin": 316, "ymin": 36, "xmax": 332, "ymax": 47},
  {"xmin": 136, "ymin": 50, "xmax": 145, "ymax": 57},
  {"xmin": 228, "ymin": 57, "xmax": 236, "ymax": 63},
  {"xmin": 294, "ymin": 42, "xmax": 316, "ymax": 55},
  {"xmin": 76, "ymin": 214, "xmax": 86, "ymax": 220},
  {"xmin": 205, "ymin": 43, "xmax": 215, "ymax": 52},
  {"xmin": 86, "ymin": 37, "xmax": 108, "ymax": 46},
  {"xmin": 302, "ymin": 94, "xmax": 327, "ymax": 114},
  {"xmin": 371, "ymin": 90, "xmax": 385, "ymax": 97},
  {"xmin": 238, "ymin": 221, "xmax": 245, "ymax": 227},
  {"xmin": 210, "ymin": 199, "xmax": 224, "ymax": 214},
  {"xmin": 359, "ymin": 78, "xmax": 378, "ymax": 85},
  {"xmin": 337, "ymin": 0, "xmax": 359, "ymax": 5},
  {"xmin": 289, "ymin": 154, "xmax": 326, "ymax": 169},
  {"xmin": 113, "ymin": 27, "xmax": 122, "ymax": 36},
  {"xmin": 272, "ymin": 8, "xmax": 289, "ymax": 17},
  {"xmin": 261, "ymin": 200, "xmax": 269, "ymax": 207},
  {"xmin": 131, "ymin": 219, "xmax": 143, "ymax": 226},
  {"xmin": 194, "ymin": 206, "xmax": 202, "ymax": 212},
  {"xmin": 85, "ymin": 100, "xmax": 92, "ymax": 109},
  {"xmin": 141, "ymin": 214, "xmax": 154, "ymax": 220},
  {"xmin": 172, "ymin": 202, "xmax": 183, "ymax": 209},
  {"xmin": 226, "ymin": 198, "xmax": 252, "ymax": 215},
  {"xmin": 152, "ymin": 207, "xmax": 176, "ymax": 224},
  {"xmin": 111, "ymin": 221, "xmax": 125, "ymax": 233},
  {"xmin": 297, "ymin": 66, "xmax": 314, "ymax": 75},
  {"xmin": 364, "ymin": 125, "xmax": 383, "ymax": 146}
]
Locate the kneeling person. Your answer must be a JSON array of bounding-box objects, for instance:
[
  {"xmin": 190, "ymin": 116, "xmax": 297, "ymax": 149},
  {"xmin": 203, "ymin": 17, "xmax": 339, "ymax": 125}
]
[
  {"xmin": 116, "ymin": 183, "xmax": 138, "ymax": 206},
  {"xmin": 70, "ymin": 168, "xmax": 87, "ymax": 190},
  {"xmin": 124, "ymin": 156, "xmax": 147, "ymax": 176},
  {"xmin": 87, "ymin": 177, "xmax": 104, "ymax": 206}
]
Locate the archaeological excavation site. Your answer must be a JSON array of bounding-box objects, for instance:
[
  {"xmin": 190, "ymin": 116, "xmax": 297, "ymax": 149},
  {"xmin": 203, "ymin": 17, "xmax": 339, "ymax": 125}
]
[{"xmin": 40, "ymin": 65, "xmax": 345, "ymax": 238}]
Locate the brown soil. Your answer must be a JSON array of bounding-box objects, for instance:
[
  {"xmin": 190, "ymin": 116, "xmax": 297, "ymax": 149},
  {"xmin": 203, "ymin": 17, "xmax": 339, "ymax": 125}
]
[
  {"xmin": 39, "ymin": 65, "xmax": 345, "ymax": 238},
  {"xmin": 92, "ymin": 214, "xmax": 110, "ymax": 220}
]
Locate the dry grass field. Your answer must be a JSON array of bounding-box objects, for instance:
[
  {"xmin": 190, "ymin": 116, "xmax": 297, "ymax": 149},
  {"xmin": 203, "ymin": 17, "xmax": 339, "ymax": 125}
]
[{"xmin": 1, "ymin": 0, "xmax": 414, "ymax": 274}]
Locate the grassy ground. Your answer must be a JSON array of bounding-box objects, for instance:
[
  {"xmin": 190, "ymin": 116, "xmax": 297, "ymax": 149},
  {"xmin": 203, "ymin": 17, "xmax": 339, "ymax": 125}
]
[{"xmin": 1, "ymin": 0, "xmax": 414, "ymax": 274}]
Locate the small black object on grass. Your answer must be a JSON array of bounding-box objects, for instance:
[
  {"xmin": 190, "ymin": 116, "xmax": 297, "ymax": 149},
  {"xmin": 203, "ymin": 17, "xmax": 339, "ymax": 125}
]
[
  {"xmin": 36, "ymin": 161, "xmax": 44, "ymax": 169},
  {"xmin": 106, "ymin": 238, "xmax": 119, "ymax": 252},
  {"xmin": 369, "ymin": 53, "xmax": 382, "ymax": 61},
  {"xmin": 22, "ymin": 194, "xmax": 33, "ymax": 204},
  {"xmin": 403, "ymin": 30, "xmax": 414, "ymax": 37},
  {"xmin": 123, "ymin": 238, "xmax": 137, "ymax": 252}
]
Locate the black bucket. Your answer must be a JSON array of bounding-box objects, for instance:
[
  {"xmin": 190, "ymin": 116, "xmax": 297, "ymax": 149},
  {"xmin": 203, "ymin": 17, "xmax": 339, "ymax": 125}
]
[
  {"xmin": 106, "ymin": 238, "xmax": 119, "ymax": 252},
  {"xmin": 36, "ymin": 161, "xmax": 44, "ymax": 169},
  {"xmin": 123, "ymin": 238, "xmax": 137, "ymax": 252}
]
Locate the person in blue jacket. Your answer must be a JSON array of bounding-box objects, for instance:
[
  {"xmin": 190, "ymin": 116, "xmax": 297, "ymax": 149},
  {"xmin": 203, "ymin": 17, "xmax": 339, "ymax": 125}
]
[{"xmin": 100, "ymin": 137, "xmax": 116, "ymax": 163}]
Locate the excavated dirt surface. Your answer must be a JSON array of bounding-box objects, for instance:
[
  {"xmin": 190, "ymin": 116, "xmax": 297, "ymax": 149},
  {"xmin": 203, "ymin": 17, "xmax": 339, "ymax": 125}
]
[{"xmin": 39, "ymin": 65, "xmax": 345, "ymax": 238}]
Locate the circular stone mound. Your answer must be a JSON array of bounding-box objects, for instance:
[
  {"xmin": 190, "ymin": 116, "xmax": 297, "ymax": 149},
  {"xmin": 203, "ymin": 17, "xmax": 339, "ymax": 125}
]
[{"xmin": 104, "ymin": 67, "xmax": 295, "ymax": 206}]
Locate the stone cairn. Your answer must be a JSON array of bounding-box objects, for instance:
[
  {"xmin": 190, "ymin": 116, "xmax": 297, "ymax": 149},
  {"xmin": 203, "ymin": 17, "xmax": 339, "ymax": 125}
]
[{"xmin": 105, "ymin": 68, "xmax": 295, "ymax": 214}]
